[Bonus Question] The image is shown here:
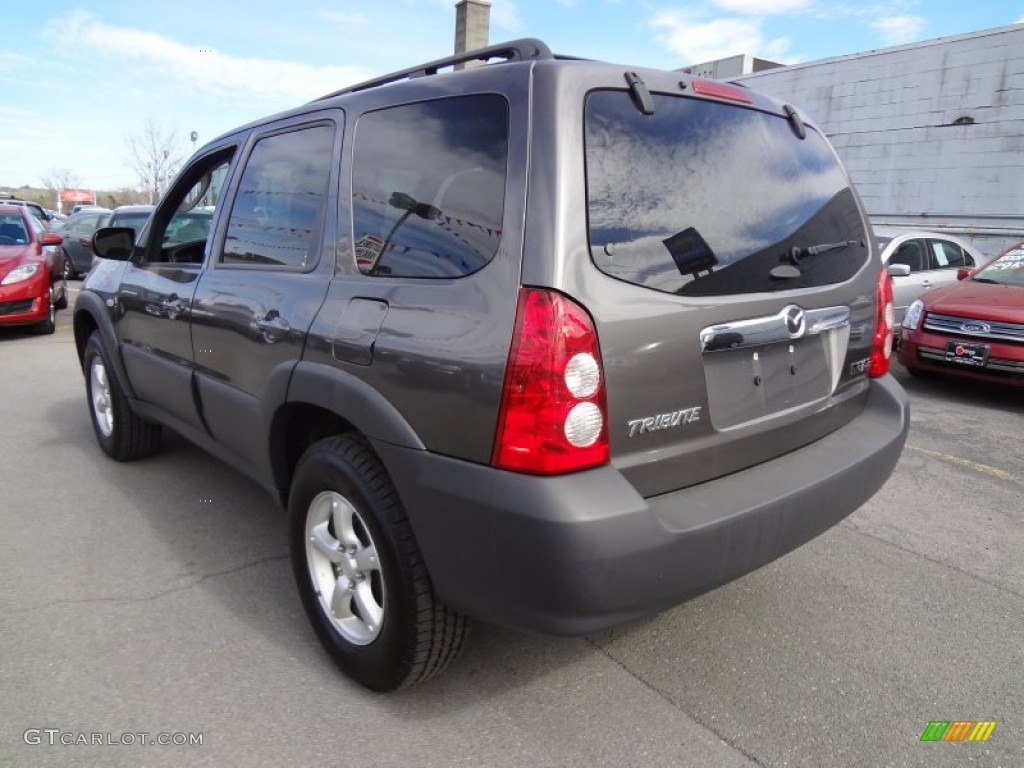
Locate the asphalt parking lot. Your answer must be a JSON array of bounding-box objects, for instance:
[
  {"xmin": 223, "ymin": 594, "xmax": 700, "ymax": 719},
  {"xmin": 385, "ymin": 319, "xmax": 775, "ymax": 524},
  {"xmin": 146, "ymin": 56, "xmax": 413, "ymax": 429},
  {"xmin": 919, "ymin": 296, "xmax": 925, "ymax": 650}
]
[{"xmin": 2, "ymin": 287, "xmax": 1022, "ymax": 768}]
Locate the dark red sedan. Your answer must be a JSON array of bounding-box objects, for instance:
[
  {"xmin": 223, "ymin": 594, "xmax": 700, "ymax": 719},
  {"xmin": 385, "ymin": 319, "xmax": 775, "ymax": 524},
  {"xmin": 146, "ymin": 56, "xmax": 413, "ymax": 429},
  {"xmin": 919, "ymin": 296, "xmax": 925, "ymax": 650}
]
[
  {"xmin": 898, "ymin": 242, "xmax": 1024, "ymax": 386},
  {"xmin": 0, "ymin": 205, "xmax": 67, "ymax": 334}
]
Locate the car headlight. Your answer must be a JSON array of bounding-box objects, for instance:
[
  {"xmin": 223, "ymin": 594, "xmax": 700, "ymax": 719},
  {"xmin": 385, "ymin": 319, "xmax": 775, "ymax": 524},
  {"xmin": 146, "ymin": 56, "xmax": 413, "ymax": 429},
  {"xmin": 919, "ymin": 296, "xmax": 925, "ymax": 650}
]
[
  {"xmin": 902, "ymin": 299, "xmax": 925, "ymax": 331},
  {"xmin": 1, "ymin": 263, "xmax": 41, "ymax": 285}
]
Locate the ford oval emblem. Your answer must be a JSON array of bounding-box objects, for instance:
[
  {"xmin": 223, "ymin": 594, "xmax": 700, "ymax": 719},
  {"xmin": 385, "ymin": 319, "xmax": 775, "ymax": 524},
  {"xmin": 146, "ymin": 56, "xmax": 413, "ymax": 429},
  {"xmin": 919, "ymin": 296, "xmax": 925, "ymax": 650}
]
[{"xmin": 960, "ymin": 321, "xmax": 991, "ymax": 334}]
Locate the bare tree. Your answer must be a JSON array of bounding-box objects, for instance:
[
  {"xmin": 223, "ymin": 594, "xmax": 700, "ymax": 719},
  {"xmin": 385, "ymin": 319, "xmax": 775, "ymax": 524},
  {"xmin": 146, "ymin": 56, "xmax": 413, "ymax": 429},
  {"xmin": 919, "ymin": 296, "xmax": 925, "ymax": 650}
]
[
  {"xmin": 125, "ymin": 120, "xmax": 188, "ymax": 204},
  {"xmin": 40, "ymin": 167, "xmax": 82, "ymax": 209}
]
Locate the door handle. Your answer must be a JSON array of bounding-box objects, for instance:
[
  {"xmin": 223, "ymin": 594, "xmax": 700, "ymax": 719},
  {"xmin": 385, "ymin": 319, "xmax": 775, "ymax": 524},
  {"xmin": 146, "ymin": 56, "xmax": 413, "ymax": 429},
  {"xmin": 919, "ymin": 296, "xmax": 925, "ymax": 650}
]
[
  {"xmin": 161, "ymin": 296, "xmax": 187, "ymax": 319},
  {"xmin": 256, "ymin": 311, "xmax": 290, "ymax": 342}
]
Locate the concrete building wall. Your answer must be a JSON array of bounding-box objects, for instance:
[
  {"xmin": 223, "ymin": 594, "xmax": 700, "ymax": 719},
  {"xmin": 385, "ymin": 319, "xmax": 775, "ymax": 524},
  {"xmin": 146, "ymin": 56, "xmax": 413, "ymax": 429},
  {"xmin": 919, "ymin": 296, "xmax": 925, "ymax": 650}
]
[
  {"xmin": 734, "ymin": 24, "xmax": 1024, "ymax": 255},
  {"xmin": 682, "ymin": 54, "xmax": 783, "ymax": 79}
]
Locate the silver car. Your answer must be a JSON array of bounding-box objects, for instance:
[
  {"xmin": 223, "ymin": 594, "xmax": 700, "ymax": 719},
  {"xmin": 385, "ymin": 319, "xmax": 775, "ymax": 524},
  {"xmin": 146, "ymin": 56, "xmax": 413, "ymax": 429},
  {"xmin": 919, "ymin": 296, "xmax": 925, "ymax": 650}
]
[{"xmin": 876, "ymin": 226, "xmax": 984, "ymax": 322}]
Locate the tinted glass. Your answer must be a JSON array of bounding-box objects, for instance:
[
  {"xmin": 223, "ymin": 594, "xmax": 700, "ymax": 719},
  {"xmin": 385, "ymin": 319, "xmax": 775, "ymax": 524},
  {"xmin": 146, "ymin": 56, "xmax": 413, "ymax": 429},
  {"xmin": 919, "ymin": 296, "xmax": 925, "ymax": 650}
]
[
  {"xmin": 973, "ymin": 246, "xmax": 1024, "ymax": 286},
  {"xmin": 351, "ymin": 94, "xmax": 509, "ymax": 279},
  {"xmin": 110, "ymin": 212, "xmax": 153, "ymax": 231},
  {"xmin": 72, "ymin": 211, "xmax": 109, "ymax": 235},
  {"xmin": 890, "ymin": 240, "xmax": 926, "ymax": 272},
  {"xmin": 930, "ymin": 240, "xmax": 968, "ymax": 268},
  {"xmin": 585, "ymin": 91, "xmax": 867, "ymax": 296},
  {"xmin": 223, "ymin": 124, "xmax": 333, "ymax": 268},
  {"xmin": 0, "ymin": 215, "xmax": 28, "ymax": 243}
]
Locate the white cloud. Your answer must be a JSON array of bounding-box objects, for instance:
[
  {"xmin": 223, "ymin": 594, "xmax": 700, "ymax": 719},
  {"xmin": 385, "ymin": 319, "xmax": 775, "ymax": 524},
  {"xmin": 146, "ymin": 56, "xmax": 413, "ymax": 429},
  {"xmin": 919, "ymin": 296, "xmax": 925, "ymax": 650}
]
[
  {"xmin": 490, "ymin": 0, "xmax": 526, "ymax": 32},
  {"xmin": 871, "ymin": 14, "xmax": 927, "ymax": 45},
  {"xmin": 651, "ymin": 9, "xmax": 791, "ymax": 64},
  {"xmin": 45, "ymin": 10, "xmax": 373, "ymax": 105},
  {"xmin": 319, "ymin": 10, "xmax": 370, "ymax": 27},
  {"xmin": 0, "ymin": 52, "xmax": 33, "ymax": 67},
  {"xmin": 712, "ymin": 0, "xmax": 813, "ymax": 14}
]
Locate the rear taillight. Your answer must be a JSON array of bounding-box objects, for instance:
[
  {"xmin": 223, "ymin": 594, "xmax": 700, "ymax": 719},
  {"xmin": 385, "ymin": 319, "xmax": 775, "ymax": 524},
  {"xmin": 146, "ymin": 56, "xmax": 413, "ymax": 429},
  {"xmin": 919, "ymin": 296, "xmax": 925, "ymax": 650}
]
[
  {"xmin": 492, "ymin": 288, "xmax": 610, "ymax": 474},
  {"xmin": 868, "ymin": 266, "xmax": 895, "ymax": 377}
]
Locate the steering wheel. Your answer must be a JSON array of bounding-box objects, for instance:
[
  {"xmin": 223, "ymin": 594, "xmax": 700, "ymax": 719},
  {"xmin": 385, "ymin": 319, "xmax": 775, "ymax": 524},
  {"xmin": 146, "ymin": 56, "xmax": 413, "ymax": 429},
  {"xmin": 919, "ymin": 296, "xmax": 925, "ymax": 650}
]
[{"xmin": 0, "ymin": 236, "xmax": 14, "ymax": 245}]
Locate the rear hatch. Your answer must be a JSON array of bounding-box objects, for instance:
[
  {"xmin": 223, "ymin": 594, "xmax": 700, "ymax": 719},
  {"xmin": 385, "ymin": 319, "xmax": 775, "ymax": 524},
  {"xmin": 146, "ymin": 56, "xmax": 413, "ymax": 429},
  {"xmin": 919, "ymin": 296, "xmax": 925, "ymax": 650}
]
[{"xmin": 527, "ymin": 63, "xmax": 880, "ymax": 498}]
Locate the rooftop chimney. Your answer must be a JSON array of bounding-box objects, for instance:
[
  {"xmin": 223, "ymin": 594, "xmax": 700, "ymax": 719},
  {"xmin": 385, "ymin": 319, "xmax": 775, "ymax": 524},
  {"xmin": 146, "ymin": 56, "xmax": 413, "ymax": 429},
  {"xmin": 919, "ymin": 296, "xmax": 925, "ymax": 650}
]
[{"xmin": 455, "ymin": 0, "xmax": 490, "ymax": 58}]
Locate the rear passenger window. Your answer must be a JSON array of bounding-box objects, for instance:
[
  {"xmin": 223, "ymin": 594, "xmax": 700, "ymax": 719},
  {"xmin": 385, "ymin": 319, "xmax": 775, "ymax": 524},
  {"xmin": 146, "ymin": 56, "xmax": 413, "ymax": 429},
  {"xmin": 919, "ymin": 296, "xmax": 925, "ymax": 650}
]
[
  {"xmin": 930, "ymin": 240, "xmax": 967, "ymax": 269},
  {"xmin": 351, "ymin": 95, "xmax": 509, "ymax": 278},
  {"xmin": 222, "ymin": 124, "xmax": 333, "ymax": 268}
]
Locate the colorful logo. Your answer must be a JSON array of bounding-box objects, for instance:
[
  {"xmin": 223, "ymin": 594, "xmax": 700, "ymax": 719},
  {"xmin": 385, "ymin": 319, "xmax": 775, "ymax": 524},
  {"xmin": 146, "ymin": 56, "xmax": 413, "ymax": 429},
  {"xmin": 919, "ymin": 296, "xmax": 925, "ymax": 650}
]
[{"xmin": 920, "ymin": 721, "xmax": 997, "ymax": 742}]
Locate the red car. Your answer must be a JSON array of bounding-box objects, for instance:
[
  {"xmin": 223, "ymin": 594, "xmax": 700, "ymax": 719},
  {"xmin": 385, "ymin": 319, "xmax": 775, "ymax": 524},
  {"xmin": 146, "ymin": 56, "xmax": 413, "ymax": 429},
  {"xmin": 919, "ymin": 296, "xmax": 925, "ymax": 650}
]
[
  {"xmin": 898, "ymin": 242, "xmax": 1024, "ymax": 386},
  {"xmin": 0, "ymin": 205, "xmax": 67, "ymax": 334}
]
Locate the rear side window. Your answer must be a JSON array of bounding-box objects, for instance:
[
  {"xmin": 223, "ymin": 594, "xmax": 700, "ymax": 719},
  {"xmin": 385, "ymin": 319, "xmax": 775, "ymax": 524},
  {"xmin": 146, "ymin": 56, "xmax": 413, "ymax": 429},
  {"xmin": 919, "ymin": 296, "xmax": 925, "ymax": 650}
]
[
  {"xmin": 351, "ymin": 94, "xmax": 509, "ymax": 279},
  {"xmin": 930, "ymin": 240, "xmax": 969, "ymax": 268},
  {"xmin": 585, "ymin": 90, "xmax": 867, "ymax": 296}
]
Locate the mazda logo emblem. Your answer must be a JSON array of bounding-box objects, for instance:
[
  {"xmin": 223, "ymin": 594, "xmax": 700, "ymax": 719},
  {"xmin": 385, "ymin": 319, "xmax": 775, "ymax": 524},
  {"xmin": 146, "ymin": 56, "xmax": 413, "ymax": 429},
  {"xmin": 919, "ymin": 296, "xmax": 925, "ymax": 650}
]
[{"xmin": 784, "ymin": 306, "xmax": 805, "ymax": 337}]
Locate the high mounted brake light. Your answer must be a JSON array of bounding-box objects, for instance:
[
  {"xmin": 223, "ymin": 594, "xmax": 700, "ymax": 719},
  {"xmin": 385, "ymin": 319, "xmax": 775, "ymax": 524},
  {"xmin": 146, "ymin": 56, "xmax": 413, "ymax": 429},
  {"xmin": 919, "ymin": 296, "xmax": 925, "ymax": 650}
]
[
  {"xmin": 492, "ymin": 288, "xmax": 610, "ymax": 474},
  {"xmin": 690, "ymin": 79, "xmax": 753, "ymax": 104}
]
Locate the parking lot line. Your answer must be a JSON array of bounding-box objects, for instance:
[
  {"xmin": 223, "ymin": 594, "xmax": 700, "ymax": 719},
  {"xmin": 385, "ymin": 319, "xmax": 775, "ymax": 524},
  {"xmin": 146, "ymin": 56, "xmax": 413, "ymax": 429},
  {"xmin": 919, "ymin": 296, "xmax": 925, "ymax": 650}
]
[{"xmin": 905, "ymin": 444, "xmax": 1015, "ymax": 483}]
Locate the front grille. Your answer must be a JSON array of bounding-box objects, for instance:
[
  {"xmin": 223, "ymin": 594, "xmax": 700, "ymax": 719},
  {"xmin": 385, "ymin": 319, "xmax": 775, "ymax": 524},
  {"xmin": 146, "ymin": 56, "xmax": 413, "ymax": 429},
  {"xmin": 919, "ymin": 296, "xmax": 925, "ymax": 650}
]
[
  {"xmin": 0, "ymin": 299, "xmax": 34, "ymax": 317},
  {"xmin": 924, "ymin": 313, "xmax": 1024, "ymax": 344},
  {"xmin": 918, "ymin": 346, "xmax": 1024, "ymax": 376}
]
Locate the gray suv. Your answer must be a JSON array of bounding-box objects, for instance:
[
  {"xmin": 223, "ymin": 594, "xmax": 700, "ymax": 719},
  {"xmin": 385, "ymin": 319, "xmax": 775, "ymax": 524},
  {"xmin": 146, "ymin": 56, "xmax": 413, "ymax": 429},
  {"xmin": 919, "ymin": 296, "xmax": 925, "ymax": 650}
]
[{"xmin": 74, "ymin": 40, "xmax": 909, "ymax": 691}]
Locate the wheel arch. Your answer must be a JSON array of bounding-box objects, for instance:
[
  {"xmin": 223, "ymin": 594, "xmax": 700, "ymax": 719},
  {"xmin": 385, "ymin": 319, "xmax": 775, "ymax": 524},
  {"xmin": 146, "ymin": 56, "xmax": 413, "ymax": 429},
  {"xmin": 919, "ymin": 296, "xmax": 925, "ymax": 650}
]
[
  {"xmin": 73, "ymin": 294, "xmax": 137, "ymax": 398},
  {"xmin": 269, "ymin": 361, "xmax": 426, "ymax": 503}
]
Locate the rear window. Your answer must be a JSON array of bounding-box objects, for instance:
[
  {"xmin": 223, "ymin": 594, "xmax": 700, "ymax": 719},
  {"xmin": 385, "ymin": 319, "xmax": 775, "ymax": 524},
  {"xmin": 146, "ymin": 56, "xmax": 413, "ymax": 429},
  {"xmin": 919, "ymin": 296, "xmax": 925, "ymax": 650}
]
[{"xmin": 585, "ymin": 90, "xmax": 868, "ymax": 296}]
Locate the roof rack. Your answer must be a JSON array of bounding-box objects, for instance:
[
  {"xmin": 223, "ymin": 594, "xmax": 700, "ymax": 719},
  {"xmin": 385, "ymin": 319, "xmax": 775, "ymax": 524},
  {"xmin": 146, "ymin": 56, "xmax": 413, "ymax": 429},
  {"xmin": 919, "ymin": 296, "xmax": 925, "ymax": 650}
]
[{"xmin": 313, "ymin": 38, "xmax": 554, "ymax": 101}]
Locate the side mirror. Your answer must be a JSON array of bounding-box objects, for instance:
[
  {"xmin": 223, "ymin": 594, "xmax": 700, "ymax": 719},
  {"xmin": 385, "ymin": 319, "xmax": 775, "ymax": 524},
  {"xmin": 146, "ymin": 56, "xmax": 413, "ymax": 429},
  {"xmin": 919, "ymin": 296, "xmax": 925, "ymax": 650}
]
[
  {"xmin": 41, "ymin": 232, "xmax": 63, "ymax": 246},
  {"xmin": 887, "ymin": 263, "xmax": 911, "ymax": 277},
  {"xmin": 92, "ymin": 227, "xmax": 135, "ymax": 261},
  {"xmin": 956, "ymin": 267, "xmax": 974, "ymax": 281}
]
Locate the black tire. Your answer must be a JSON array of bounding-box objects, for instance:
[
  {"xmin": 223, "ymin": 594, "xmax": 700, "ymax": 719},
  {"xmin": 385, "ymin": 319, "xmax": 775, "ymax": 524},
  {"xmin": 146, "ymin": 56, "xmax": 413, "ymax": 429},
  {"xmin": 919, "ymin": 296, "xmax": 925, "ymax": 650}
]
[
  {"xmin": 289, "ymin": 434, "xmax": 469, "ymax": 691},
  {"xmin": 34, "ymin": 289, "xmax": 56, "ymax": 335},
  {"xmin": 54, "ymin": 275, "xmax": 68, "ymax": 310},
  {"xmin": 83, "ymin": 331, "xmax": 162, "ymax": 461}
]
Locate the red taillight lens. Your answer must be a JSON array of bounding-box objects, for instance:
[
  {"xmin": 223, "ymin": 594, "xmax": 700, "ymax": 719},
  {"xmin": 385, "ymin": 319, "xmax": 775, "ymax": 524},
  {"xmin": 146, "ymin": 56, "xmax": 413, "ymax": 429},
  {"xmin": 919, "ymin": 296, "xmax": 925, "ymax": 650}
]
[
  {"xmin": 690, "ymin": 79, "xmax": 753, "ymax": 104},
  {"xmin": 492, "ymin": 288, "xmax": 610, "ymax": 474},
  {"xmin": 868, "ymin": 266, "xmax": 895, "ymax": 377}
]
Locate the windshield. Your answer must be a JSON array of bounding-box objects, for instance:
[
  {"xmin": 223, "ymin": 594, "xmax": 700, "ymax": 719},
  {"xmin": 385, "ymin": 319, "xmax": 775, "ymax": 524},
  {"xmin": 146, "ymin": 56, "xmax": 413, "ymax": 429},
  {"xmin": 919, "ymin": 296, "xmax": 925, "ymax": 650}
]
[
  {"xmin": 973, "ymin": 245, "xmax": 1024, "ymax": 286},
  {"xmin": 0, "ymin": 214, "xmax": 29, "ymax": 244},
  {"xmin": 585, "ymin": 90, "xmax": 868, "ymax": 296}
]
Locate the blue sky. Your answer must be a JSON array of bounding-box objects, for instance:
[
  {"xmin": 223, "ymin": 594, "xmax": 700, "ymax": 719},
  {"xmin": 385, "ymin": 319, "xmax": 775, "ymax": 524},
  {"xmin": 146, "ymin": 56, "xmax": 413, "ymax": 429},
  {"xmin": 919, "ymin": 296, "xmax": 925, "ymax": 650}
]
[{"xmin": 2, "ymin": 0, "xmax": 1022, "ymax": 193}]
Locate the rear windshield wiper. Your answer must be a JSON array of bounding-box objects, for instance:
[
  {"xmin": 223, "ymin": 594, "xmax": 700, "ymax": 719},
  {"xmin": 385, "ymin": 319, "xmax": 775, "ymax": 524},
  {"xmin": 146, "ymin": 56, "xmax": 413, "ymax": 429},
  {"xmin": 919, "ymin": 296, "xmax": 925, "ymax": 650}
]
[
  {"xmin": 787, "ymin": 240, "xmax": 858, "ymax": 263},
  {"xmin": 971, "ymin": 277, "xmax": 1001, "ymax": 284},
  {"xmin": 771, "ymin": 239, "xmax": 859, "ymax": 280}
]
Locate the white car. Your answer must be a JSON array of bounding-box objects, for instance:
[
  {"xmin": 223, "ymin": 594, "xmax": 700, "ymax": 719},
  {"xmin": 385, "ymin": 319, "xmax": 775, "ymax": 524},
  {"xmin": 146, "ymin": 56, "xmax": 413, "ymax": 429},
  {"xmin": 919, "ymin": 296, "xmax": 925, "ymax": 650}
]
[{"xmin": 875, "ymin": 226, "xmax": 985, "ymax": 323}]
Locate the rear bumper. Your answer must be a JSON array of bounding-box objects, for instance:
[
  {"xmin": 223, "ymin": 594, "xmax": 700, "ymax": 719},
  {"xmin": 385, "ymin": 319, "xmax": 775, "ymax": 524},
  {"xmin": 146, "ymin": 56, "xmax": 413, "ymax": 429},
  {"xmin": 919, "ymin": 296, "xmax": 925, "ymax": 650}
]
[{"xmin": 374, "ymin": 374, "xmax": 910, "ymax": 635}]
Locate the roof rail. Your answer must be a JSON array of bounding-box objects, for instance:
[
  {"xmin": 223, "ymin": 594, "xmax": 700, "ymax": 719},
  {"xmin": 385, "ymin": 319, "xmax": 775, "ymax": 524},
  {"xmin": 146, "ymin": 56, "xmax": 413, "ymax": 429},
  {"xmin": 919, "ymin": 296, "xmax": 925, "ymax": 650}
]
[{"xmin": 313, "ymin": 38, "xmax": 553, "ymax": 101}]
